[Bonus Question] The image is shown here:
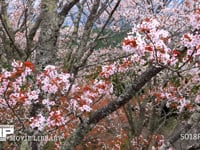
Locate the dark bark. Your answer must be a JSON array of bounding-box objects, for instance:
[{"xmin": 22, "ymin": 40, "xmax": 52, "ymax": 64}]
[
  {"xmin": 88, "ymin": 65, "xmax": 163, "ymax": 124},
  {"xmin": 31, "ymin": 141, "xmax": 38, "ymax": 150},
  {"xmin": 61, "ymin": 65, "xmax": 164, "ymax": 150},
  {"xmin": 58, "ymin": 0, "xmax": 80, "ymax": 18}
]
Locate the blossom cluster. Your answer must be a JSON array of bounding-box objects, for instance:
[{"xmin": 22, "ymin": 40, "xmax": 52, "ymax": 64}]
[
  {"xmin": 0, "ymin": 61, "xmax": 34, "ymax": 107},
  {"xmin": 0, "ymin": 62, "xmax": 61, "ymax": 128},
  {"xmin": 30, "ymin": 114, "xmax": 46, "ymax": 131},
  {"xmin": 122, "ymin": 17, "xmax": 200, "ymax": 66},
  {"xmin": 70, "ymin": 78, "xmax": 113, "ymax": 112},
  {"xmin": 99, "ymin": 58, "xmax": 133, "ymax": 79},
  {"xmin": 36, "ymin": 65, "xmax": 73, "ymax": 95},
  {"xmin": 0, "ymin": 61, "xmax": 70, "ymax": 129},
  {"xmin": 0, "ymin": 61, "xmax": 115, "ymax": 130}
]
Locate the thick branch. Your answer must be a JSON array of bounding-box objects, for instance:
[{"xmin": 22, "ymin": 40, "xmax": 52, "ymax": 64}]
[
  {"xmin": 61, "ymin": 65, "xmax": 164, "ymax": 150},
  {"xmin": 89, "ymin": 65, "xmax": 163, "ymax": 124},
  {"xmin": 59, "ymin": 0, "xmax": 80, "ymax": 17}
]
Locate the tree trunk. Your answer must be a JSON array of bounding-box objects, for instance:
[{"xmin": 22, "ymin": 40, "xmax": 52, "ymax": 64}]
[{"xmin": 35, "ymin": 0, "xmax": 60, "ymax": 67}]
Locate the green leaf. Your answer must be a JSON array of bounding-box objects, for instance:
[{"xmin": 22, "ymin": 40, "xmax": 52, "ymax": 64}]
[
  {"xmin": 191, "ymin": 85, "xmax": 200, "ymax": 94},
  {"xmin": 170, "ymin": 77, "xmax": 180, "ymax": 87}
]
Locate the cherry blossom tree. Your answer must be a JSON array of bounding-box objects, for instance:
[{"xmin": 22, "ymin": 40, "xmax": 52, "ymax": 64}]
[{"xmin": 0, "ymin": 0, "xmax": 199, "ymax": 150}]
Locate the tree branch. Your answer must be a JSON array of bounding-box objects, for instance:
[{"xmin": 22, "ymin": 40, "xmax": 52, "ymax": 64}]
[
  {"xmin": 0, "ymin": 0, "xmax": 24, "ymax": 58},
  {"xmin": 88, "ymin": 65, "xmax": 163, "ymax": 124},
  {"xmin": 58, "ymin": 0, "xmax": 80, "ymax": 17},
  {"xmin": 61, "ymin": 65, "xmax": 164, "ymax": 150}
]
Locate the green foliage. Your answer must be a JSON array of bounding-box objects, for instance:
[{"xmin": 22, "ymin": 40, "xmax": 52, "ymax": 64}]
[
  {"xmin": 170, "ymin": 76, "xmax": 180, "ymax": 87},
  {"xmin": 20, "ymin": 140, "xmax": 29, "ymax": 150},
  {"xmin": 85, "ymin": 68, "xmax": 101, "ymax": 80},
  {"xmin": 1, "ymin": 63, "xmax": 12, "ymax": 71},
  {"xmin": 42, "ymin": 141, "xmax": 55, "ymax": 150},
  {"xmin": 93, "ymin": 29, "xmax": 127, "ymax": 49},
  {"xmin": 111, "ymin": 73, "xmax": 125, "ymax": 96},
  {"xmin": 191, "ymin": 85, "xmax": 200, "ymax": 94},
  {"xmin": 120, "ymin": 141, "xmax": 128, "ymax": 150}
]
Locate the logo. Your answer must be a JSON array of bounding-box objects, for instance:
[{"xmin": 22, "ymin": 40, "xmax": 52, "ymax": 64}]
[
  {"xmin": 0, "ymin": 125, "xmax": 63, "ymax": 142},
  {"xmin": 0, "ymin": 125, "xmax": 14, "ymax": 141}
]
